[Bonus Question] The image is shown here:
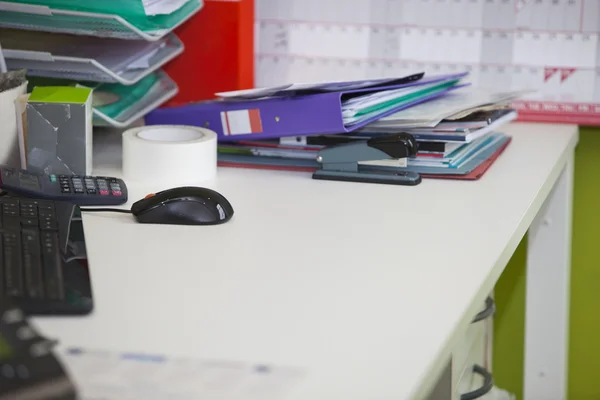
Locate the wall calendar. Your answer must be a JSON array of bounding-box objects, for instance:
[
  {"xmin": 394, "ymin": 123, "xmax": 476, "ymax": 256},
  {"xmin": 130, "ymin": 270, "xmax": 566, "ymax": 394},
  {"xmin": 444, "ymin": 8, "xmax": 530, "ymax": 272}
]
[{"xmin": 254, "ymin": 0, "xmax": 600, "ymax": 124}]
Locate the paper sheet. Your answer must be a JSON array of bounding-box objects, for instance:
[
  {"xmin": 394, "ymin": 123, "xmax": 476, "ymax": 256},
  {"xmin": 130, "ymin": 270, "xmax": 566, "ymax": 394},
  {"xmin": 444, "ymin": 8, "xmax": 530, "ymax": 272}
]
[
  {"xmin": 59, "ymin": 347, "xmax": 306, "ymax": 400},
  {"xmin": 143, "ymin": 0, "xmax": 190, "ymax": 16},
  {"xmin": 255, "ymin": 0, "xmax": 600, "ymax": 123},
  {"xmin": 368, "ymin": 89, "xmax": 524, "ymax": 127}
]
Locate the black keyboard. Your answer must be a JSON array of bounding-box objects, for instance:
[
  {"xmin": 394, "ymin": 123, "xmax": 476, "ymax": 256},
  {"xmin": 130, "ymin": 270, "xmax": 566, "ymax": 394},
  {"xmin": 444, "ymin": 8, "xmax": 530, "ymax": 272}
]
[{"xmin": 0, "ymin": 196, "xmax": 93, "ymax": 316}]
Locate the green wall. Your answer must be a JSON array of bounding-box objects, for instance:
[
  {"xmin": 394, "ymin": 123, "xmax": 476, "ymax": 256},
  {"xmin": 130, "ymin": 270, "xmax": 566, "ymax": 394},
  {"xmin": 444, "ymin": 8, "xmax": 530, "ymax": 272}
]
[
  {"xmin": 493, "ymin": 235, "xmax": 527, "ymax": 398},
  {"xmin": 493, "ymin": 128, "xmax": 600, "ymax": 399}
]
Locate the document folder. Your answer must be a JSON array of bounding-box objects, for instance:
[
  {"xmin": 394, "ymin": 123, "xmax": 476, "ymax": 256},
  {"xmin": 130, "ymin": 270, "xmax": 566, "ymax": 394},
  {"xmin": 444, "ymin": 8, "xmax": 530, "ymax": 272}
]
[{"xmin": 144, "ymin": 73, "xmax": 469, "ymax": 141}]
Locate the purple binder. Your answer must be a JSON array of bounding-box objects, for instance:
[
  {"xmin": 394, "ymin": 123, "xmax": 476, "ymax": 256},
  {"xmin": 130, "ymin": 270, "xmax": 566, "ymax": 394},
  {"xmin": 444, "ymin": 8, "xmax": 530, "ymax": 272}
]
[{"xmin": 144, "ymin": 73, "xmax": 469, "ymax": 142}]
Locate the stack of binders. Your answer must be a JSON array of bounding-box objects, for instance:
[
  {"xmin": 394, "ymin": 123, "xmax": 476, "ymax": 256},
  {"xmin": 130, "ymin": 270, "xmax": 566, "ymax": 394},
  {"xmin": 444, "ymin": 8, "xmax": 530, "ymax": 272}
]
[{"xmin": 144, "ymin": 72, "xmax": 525, "ymax": 182}]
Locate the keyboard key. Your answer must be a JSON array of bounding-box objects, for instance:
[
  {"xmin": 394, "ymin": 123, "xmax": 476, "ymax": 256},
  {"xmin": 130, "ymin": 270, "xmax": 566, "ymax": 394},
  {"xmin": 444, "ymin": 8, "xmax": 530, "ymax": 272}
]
[
  {"xmin": 112, "ymin": 191, "xmax": 122, "ymax": 197},
  {"xmin": 41, "ymin": 232, "xmax": 63, "ymax": 300},
  {"xmin": 22, "ymin": 230, "xmax": 43, "ymax": 298},
  {"xmin": 4, "ymin": 233, "xmax": 23, "ymax": 296},
  {"xmin": 99, "ymin": 190, "xmax": 109, "ymax": 196},
  {"xmin": 20, "ymin": 218, "xmax": 38, "ymax": 228},
  {"xmin": 20, "ymin": 210, "xmax": 37, "ymax": 218},
  {"xmin": 38, "ymin": 208, "xmax": 55, "ymax": 218},
  {"xmin": 3, "ymin": 217, "xmax": 20, "ymax": 230},
  {"xmin": 40, "ymin": 217, "xmax": 57, "ymax": 231},
  {"xmin": 37, "ymin": 202, "xmax": 54, "ymax": 210},
  {"xmin": 20, "ymin": 204, "xmax": 37, "ymax": 218},
  {"xmin": 3, "ymin": 201, "xmax": 18, "ymax": 216}
]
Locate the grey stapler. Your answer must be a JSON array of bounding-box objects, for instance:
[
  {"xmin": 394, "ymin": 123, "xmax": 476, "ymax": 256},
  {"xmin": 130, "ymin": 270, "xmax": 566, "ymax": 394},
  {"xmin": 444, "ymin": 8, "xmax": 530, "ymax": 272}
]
[{"xmin": 312, "ymin": 133, "xmax": 422, "ymax": 185}]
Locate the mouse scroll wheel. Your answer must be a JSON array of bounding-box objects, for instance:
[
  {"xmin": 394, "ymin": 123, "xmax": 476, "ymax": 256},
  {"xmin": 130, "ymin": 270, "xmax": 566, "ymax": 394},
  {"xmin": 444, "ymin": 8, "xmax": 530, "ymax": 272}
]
[{"xmin": 144, "ymin": 193, "xmax": 156, "ymax": 199}]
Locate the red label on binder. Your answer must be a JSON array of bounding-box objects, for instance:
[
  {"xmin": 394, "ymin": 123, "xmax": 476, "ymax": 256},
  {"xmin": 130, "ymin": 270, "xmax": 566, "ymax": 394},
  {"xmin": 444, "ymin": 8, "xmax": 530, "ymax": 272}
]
[{"xmin": 220, "ymin": 109, "xmax": 263, "ymax": 135}]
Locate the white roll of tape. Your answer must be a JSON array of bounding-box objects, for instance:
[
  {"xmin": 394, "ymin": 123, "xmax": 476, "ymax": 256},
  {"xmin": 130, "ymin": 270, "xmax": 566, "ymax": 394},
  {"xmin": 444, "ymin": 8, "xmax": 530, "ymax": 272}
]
[{"xmin": 122, "ymin": 125, "xmax": 217, "ymax": 186}]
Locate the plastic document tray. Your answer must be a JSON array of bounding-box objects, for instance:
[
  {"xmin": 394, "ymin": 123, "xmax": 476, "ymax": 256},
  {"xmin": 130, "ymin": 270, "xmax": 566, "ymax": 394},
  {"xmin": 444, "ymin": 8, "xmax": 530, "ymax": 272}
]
[
  {"xmin": 1, "ymin": 28, "xmax": 184, "ymax": 85},
  {"xmin": 88, "ymin": 71, "xmax": 179, "ymax": 128},
  {"xmin": 0, "ymin": 0, "xmax": 202, "ymax": 41}
]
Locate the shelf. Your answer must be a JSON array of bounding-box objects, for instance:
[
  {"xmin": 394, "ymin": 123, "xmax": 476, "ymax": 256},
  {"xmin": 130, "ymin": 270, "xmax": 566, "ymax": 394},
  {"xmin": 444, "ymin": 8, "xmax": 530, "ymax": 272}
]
[
  {"xmin": 0, "ymin": 0, "xmax": 202, "ymax": 41},
  {"xmin": 86, "ymin": 70, "xmax": 178, "ymax": 128},
  {"xmin": 2, "ymin": 28, "xmax": 184, "ymax": 85}
]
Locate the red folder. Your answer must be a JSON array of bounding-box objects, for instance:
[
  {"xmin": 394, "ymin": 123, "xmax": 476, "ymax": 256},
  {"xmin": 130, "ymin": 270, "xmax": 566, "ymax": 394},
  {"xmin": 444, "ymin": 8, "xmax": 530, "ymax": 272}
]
[{"xmin": 163, "ymin": 0, "xmax": 254, "ymax": 107}]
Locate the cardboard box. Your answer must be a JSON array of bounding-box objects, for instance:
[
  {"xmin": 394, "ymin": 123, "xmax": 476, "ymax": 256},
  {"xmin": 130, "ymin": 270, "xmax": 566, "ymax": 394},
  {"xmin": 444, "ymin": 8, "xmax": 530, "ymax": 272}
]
[{"xmin": 26, "ymin": 86, "xmax": 93, "ymax": 175}]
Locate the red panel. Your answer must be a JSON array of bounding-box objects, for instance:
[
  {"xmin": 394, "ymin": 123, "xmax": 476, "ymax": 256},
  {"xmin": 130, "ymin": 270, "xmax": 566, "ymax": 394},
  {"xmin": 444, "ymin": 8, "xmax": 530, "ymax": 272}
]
[
  {"xmin": 163, "ymin": 0, "xmax": 254, "ymax": 107},
  {"xmin": 513, "ymin": 100, "xmax": 600, "ymax": 125}
]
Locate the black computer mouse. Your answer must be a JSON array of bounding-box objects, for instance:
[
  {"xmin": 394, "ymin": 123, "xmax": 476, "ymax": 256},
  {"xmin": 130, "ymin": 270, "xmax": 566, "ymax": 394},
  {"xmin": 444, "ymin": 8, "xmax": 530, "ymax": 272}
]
[{"xmin": 130, "ymin": 186, "xmax": 234, "ymax": 225}]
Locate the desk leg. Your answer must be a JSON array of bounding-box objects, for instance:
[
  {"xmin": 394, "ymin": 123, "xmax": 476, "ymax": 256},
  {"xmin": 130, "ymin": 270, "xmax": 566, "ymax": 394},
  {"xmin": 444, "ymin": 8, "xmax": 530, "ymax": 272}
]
[{"xmin": 524, "ymin": 155, "xmax": 573, "ymax": 400}]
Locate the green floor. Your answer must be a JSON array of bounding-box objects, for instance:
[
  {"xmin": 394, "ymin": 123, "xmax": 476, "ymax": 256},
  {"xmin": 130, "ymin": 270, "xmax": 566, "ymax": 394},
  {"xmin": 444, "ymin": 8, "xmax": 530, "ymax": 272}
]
[{"xmin": 493, "ymin": 128, "xmax": 600, "ymax": 399}]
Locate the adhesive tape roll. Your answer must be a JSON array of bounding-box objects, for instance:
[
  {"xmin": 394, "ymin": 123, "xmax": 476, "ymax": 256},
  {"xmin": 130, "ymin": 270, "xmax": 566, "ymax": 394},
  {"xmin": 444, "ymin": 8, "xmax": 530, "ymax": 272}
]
[{"xmin": 122, "ymin": 125, "xmax": 217, "ymax": 186}]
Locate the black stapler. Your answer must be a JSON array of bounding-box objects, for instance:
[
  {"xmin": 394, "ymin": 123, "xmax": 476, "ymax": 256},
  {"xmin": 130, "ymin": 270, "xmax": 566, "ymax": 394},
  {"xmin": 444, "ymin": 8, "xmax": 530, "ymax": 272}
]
[{"xmin": 312, "ymin": 133, "xmax": 422, "ymax": 185}]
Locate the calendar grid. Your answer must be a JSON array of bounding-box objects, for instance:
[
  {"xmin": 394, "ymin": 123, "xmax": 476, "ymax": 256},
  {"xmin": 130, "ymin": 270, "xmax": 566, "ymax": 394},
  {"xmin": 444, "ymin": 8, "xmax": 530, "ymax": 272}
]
[
  {"xmin": 256, "ymin": 20, "xmax": 600, "ymax": 34},
  {"xmin": 255, "ymin": 0, "xmax": 600, "ymax": 124}
]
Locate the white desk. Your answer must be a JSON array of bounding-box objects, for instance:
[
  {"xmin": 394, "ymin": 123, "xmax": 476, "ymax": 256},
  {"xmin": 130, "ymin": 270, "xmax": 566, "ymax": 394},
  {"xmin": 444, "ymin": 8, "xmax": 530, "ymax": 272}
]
[{"xmin": 33, "ymin": 122, "xmax": 578, "ymax": 400}]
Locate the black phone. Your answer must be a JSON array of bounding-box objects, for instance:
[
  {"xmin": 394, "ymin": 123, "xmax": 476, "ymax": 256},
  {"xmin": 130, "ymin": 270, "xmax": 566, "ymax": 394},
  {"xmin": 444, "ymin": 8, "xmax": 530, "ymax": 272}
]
[{"xmin": 0, "ymin": 297, "xmax": 77, "ymax": 400}]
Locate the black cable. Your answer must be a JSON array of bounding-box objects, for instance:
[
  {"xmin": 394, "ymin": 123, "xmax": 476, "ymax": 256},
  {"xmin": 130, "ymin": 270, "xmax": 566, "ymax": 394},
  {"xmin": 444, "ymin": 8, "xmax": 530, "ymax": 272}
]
[
  {"xmin": 79, "ymin": 208, "xmax": 132, "ymax": 214},
  {"xmin": 460, "ymin": 365, "xmax": 494, "ymax": 400},
  {"xmin": 472, "ymin": 296, "xmax": 496, "ymax": 323}
]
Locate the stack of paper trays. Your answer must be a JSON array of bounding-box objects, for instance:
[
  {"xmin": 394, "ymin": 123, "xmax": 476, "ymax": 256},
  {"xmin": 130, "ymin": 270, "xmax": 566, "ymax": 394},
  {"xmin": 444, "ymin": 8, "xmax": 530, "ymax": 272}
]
[
  {"xmin": 206, "ymin": 73, "xmax": 527, "ymax": 181},
  {"xmin": 0, "ymin": 0, "xmax": 200, "ymax": 127},
  {"xmin": 0, "ymin": 28, "xmax": 183, "ymax": 84},
  {"xmin": 0, "ymin": 0, "xmax": 202, "ymax": 41}
]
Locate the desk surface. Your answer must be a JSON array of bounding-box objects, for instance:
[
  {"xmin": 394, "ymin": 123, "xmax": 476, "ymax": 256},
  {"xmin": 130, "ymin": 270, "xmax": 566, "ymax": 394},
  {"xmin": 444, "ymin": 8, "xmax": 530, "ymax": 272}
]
[{"xmin": 34, "ymin": 122, "xmax": 578, "ymax": 400}]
